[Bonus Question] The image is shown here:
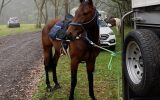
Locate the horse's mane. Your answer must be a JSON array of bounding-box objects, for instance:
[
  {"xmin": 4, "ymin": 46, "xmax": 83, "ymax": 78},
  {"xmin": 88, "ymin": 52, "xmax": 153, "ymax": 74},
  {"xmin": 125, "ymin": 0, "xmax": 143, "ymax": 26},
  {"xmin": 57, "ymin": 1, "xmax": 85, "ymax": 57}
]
[{"xmin": 45, "ymin": 18, "xmax": 60, "ymax": 30}]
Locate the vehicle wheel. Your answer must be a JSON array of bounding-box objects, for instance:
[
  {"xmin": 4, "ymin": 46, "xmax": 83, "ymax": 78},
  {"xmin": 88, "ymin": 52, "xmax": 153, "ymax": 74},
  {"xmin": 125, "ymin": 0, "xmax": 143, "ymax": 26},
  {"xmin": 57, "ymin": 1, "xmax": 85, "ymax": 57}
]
[
  {"xmin": 109, "ymin": 45, "xmax": 115, "ymax": 51},
  {"xmin": 17, "ymin": 23, "xmax": 20, "ymax": 27},
  {"xmin": 123, "ymin": 29, "xmax": 160, "ymax": 96}
]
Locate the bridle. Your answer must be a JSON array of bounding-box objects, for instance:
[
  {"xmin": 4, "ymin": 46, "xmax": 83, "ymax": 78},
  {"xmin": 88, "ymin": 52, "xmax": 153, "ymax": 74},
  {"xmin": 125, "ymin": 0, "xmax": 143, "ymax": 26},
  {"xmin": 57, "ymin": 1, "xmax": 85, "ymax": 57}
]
[
  {"xmin": 62, "ymin": 10, "xmax": 99, "ymax": 56},
  {"xmin": 68, "ymin": 10, "xmax": 99, "ymax": 40},
  {"xmin": 70, "ymin": 10, "xmax": 98, "ymax": 26}
]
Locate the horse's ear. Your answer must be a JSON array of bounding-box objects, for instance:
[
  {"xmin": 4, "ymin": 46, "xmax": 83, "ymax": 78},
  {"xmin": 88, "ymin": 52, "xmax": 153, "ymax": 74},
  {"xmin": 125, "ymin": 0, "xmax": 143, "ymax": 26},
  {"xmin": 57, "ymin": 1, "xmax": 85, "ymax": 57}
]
[
  {"xmin": 80, "ymin": 0, "xmax": 84, "ymax": 3},
  {"xmin": 88, "ymin": 0, "xmax": 93, "ymax": 5},
  {"xmin": 80, "ymin": 0, "xmax": 93, "ymax": 5}
]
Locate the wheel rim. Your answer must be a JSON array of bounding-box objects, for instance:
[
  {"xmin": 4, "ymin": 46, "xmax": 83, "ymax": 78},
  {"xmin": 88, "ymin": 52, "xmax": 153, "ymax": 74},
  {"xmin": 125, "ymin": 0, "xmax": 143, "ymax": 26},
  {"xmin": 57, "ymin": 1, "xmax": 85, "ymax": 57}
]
[{"xmin": 126, "ymin": 41, "xmax": 144, "ymax": 84}]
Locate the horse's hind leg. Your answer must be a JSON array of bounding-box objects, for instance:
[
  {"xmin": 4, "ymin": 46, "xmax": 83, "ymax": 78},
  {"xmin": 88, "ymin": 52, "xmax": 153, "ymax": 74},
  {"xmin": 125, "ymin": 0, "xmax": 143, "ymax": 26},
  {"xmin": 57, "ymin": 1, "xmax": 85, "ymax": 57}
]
[
  {"xmin": 86, "ymin": 61, "xmax": 97, "ymax": 100},
  {"xmin": 52, "ymin": 50, "xmax": 61, "ymax": 90},
  {"xmin": 44, "ymin": 47, "xmax": 53, "ymax": 91}
]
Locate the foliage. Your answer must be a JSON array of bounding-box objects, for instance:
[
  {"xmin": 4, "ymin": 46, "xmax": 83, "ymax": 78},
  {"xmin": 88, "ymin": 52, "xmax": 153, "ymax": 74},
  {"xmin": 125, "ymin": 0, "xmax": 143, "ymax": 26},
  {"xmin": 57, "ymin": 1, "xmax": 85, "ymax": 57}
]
[
  {"xmin": 93, "ymin": 0, "xmax": 132, "ymax": 25},
  {"xmin": 109, "ymin": 0, "xmax": 132, "ymax": 25},
  {"xmin": 34, "ymin": 0, "xmax": 68, "ymax": 28}
]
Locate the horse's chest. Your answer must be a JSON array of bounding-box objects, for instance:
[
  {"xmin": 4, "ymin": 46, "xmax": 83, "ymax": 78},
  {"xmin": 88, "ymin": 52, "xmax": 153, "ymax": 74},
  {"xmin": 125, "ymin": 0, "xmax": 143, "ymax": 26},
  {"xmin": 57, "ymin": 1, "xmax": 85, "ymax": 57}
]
[{"xmin": 69, "ymin": 40, "xmax": 99, "ymax": 60}]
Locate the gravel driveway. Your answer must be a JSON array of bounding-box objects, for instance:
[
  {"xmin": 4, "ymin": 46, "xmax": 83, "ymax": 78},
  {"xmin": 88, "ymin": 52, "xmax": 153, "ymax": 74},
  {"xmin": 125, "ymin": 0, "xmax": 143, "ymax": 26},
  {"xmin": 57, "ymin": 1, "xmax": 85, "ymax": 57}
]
[{"xmin": 0, "ymin": 32, "xmax": 43, "ymax": 100}]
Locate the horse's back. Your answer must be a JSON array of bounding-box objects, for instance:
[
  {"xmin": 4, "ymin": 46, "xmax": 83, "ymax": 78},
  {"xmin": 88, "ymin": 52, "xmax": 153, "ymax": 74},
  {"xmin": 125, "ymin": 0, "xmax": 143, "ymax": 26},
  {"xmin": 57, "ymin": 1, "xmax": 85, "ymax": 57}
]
[{"xmin": 42, "ymin": 19, "xmax": 60, "ymax": 48}]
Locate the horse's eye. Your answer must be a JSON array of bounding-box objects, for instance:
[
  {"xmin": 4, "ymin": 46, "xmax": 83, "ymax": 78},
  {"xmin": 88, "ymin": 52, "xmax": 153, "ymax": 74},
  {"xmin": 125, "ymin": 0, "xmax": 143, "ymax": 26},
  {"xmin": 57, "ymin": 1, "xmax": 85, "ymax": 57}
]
[
  {"xmin": 77, "ymin": 30, "xmax": 83, "ymax": 35},
  {"xmin": 83, "ymin": 12, "xmax": 88, "ymax": 15}
]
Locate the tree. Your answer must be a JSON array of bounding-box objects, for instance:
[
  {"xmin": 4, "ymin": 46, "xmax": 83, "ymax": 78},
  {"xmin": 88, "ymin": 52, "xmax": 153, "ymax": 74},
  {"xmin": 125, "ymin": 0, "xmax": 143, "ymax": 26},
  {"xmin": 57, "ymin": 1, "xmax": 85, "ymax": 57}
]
[
  {"xmin": 34, "ymin": 0, "xmax": 46, "ymax": 28},
  {"xmin": 44, "ymin": 0, "xmax": 48, "ymax": 24},
  {"xmin": 65, "ymin": 0, "xmax": 69, "ymax": 15},
  {"xmin": 111, "ymin": 0, "xmax": 131, "ymax": 17},
  {"xmin": 111, "ymin": 0, "xmax": 132, "ymax": 25},
  {"xmin": 0, "ymin": 0, "xmax": 12, "ymax": 16},
  {"xmin": 50, "ymin": 0, "xmax": 64, "ymax": 18},
  {"xmin": 96, "ymin": 0, "xmax": 132, "ymax": 25},
  {"xmin": 34, "ymin": 0, "xmax": 69, "ymax": 27}
]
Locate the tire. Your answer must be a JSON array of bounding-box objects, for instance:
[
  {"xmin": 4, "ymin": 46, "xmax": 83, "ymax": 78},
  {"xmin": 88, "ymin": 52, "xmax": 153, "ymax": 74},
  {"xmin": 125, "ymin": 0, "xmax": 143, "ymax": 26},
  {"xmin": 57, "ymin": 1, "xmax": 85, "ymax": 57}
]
[
  {"xmin": 8, "ymin": 23, "xmax": 20, "ymax": 28},
  {"xmin": 123, "ymin": 29, "xmax": 160, "ymax": 96},
  {"xmin": 17, "ymin": 23, "xmax": 20, "ymax": 27}
]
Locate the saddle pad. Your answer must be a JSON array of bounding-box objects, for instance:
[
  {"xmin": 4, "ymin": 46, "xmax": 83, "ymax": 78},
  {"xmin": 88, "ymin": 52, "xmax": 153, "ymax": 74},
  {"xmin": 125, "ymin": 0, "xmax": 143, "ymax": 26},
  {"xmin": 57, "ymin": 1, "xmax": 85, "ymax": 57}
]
[{"xmin": 48, "ymin": 21, "xmax": 63, "ymax": 39}]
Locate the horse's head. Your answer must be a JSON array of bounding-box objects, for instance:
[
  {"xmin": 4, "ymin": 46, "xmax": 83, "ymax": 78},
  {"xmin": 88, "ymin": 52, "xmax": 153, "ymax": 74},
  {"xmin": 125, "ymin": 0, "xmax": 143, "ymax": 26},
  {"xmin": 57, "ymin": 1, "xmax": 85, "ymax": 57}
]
[
  {"xmin": 66, "ymin": 0, "xmax": 97, "ymax": 39},
  {"xmin": 105, "ymin": 18, "xmax": 116, "ymax": 27}
]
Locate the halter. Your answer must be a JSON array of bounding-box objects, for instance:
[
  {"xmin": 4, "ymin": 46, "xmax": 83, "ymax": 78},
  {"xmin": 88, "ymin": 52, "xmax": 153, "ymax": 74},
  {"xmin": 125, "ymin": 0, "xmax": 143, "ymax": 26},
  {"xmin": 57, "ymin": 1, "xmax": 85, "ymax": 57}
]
[
  {"xmin": 69, "ymin": 10, "xmax": 98, "ymax": 27},
  {"xmin": 69, "ymin": 10, "xmax": 99, "ymax": 40}
]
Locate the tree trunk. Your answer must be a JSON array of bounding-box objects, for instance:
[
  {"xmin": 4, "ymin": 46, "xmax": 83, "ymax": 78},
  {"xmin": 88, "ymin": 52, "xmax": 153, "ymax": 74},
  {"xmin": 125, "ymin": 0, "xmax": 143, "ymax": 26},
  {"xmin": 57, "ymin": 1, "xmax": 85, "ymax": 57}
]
[
  {"xmin": 65, "ymin": 0, "xmax": 69, "ymax": 16},
  {"xmin": 34, "ymin": 0, "xmax": 45, "ymax": 28},
  {"xmin": 34, "ymin": 0, "xmax": 40, "ymax": 28},
  {"xmin": 0, "ymin": 0, "xmax": 4, "ymax": 16},
  {"xmin": 38, "ymin": 0, "xmax": 45, "ymax": 28},
  {"xmin": 0, "ymin": 0, "xmax": 11, "ymax": 17},
  {"xmin": 44, "ymin": 0, "xmax": 48, "ymax": 24}
]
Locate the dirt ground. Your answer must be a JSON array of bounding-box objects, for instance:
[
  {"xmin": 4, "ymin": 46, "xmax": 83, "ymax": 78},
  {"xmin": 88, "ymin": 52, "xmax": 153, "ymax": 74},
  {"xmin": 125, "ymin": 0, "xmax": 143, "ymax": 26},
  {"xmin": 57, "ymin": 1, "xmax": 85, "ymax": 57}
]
[{"xmin": 0, "ymin": 32, "xmax": 44, "ymax": 100}]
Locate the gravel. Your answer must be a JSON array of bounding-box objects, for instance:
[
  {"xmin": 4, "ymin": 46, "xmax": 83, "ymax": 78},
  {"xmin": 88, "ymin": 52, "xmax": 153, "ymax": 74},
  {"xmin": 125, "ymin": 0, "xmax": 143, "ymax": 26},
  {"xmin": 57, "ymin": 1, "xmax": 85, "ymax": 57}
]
[{"xmin": 0, "ymin": 32, "xmax": 43, "ymax": 100}]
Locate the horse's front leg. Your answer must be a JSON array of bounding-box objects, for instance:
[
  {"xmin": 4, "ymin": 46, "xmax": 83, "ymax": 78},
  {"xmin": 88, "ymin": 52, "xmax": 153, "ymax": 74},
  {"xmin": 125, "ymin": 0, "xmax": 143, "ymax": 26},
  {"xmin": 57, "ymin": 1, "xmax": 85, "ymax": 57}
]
[
  {"xmin": 86, "ymin": 62, "xmax": 97, "ymax": 100},
  {"xmin": 69, "ymin": 59, "xmax": 79, "ymax": 100},
  {"xmin": 52, "ymin": 51, "xmax": 61, "ymax": 90}
]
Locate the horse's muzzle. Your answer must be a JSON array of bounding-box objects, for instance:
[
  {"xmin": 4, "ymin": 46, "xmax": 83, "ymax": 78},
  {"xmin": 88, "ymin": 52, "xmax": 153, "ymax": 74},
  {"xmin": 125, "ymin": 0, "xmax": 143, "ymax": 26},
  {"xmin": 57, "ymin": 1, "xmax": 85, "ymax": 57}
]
[{"xmin": 64, "ymin": 31, "xmax": 75, "ymax": 41}]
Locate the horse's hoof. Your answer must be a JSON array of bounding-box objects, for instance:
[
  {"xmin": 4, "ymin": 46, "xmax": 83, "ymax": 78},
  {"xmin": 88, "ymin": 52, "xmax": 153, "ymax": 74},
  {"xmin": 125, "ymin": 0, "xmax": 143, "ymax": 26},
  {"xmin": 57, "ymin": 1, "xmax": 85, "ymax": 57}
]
[
  {"xmin": 91, "ymin": 96, "xmax": 97, "ymax": 100},
  {"xmin": 46, "ymin": 87, "xmax": 53, "ymax": 92},
  {"xmin": 53, "ymin": 84, "xmax": 61, "ymax": 90},
  {"xmin": 69, "ymin": 96, "xmax": 74, "ymax": 100}
]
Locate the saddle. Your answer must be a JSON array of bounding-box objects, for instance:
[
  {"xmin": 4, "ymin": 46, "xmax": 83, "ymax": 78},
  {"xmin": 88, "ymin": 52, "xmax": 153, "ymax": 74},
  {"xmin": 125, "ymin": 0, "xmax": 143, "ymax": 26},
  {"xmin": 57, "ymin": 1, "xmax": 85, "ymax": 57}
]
[
  {"xmin": 49, "ymin": 20, "xmax": 71, "ymax": 40},
  {"xmin": 49, "ymin": 14, "xmax": 73, "ymax": 54}
]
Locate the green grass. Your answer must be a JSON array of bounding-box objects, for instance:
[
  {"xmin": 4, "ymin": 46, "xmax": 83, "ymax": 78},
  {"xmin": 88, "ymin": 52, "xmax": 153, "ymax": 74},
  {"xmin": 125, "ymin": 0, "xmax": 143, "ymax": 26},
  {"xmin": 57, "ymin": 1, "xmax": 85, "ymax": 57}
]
[
  {"xmin": 33, "ymin": 27, "xmax": 131, "ymax": 100},
  {"xmin": 0, "ymin": 24, "xmax": 41, "ymax": 37}
]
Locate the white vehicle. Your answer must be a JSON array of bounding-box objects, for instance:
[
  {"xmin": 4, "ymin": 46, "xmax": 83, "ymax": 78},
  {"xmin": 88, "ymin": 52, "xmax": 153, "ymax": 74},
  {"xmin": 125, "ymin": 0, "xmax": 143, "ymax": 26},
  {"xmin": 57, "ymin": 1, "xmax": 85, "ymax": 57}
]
[
  {"xmin": 98, "ymin": 10, "xmax": 107, "ymax": 20},
  {"xmin": 8, "ymin": 17, "xmax": 20, "ymax": 28},
  {"xmin": 99, "ymin": 20, "xmax": 116, "ymax": 51}
]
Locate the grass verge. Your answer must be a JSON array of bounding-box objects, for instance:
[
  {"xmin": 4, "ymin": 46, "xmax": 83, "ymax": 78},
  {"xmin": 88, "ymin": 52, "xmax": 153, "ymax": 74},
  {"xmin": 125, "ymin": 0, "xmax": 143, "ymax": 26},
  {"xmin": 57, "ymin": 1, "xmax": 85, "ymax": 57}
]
[
  {"xmin": 33, "ymin": 27, "xmax": 131, "ymax": 100},
  {"xmin": 0, "ymin": 24, "xmax": 41, "ymax": 37}
]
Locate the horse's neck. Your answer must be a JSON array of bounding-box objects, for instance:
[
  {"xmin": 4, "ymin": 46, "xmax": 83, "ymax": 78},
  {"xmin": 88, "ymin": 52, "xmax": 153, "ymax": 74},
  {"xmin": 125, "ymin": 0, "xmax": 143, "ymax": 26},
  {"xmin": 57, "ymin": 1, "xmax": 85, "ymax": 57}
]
[{"xmin": 87, "ymin": 23, "xmax": 99, "ymax": 43}]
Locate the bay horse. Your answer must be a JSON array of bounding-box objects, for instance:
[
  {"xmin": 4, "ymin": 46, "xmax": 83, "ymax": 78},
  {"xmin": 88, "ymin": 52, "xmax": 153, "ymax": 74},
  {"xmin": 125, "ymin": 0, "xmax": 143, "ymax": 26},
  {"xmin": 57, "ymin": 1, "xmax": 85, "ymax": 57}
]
[{"xmin": 42, "ymin": 0, "xmax": 99, "ymax": 100}]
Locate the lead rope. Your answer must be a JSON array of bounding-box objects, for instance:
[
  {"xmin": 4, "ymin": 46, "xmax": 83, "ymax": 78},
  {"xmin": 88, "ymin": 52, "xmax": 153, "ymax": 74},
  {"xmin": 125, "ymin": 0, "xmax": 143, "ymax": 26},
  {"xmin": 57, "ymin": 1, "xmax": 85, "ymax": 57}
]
[
  {"xmin": 61, "ymin": 42, "xmax": 71, "ymax": 59},
  {"xmin": 85, "ymin": 36, "xmax": 121, "ymax": 100}
]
